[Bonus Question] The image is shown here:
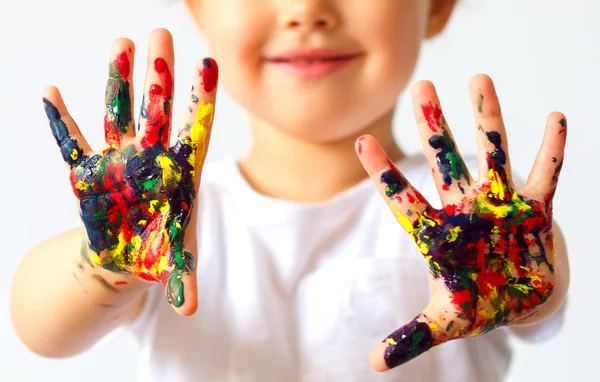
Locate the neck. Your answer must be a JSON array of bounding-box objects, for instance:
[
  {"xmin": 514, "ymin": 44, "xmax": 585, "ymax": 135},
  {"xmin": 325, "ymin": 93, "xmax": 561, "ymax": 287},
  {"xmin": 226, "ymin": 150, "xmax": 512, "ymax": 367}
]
[{"xmin": 239, "ymin": 109, "xmax": 404, "ymax": 203}]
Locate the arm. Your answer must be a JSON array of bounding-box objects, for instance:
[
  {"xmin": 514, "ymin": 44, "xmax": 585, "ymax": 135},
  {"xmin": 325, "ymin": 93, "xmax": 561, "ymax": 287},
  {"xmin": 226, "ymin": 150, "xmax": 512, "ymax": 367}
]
[{"xmin": 10, "ymin": 226, "xmax": 149, "ymax": 358}]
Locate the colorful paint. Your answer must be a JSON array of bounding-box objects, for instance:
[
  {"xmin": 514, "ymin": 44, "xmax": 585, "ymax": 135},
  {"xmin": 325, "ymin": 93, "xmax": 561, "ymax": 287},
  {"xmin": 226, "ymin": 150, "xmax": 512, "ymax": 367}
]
[
  {"xmin": 44, "ymin": 52, "xmax": 217, "ymax": 308},
  {"xmin": 421, "ymin": 103, "xmax": 470, "ymax": 192},
  {"xmin": 378, "ymin": 104, "xmax": 560, "ymax": 369}
]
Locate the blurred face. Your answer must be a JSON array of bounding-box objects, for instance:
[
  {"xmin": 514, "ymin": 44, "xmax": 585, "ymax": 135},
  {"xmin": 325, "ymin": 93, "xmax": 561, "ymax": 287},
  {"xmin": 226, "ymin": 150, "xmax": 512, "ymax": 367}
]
[{"xmin": 191, "ymin": 0, "xmax": 433, "ymax": 143}]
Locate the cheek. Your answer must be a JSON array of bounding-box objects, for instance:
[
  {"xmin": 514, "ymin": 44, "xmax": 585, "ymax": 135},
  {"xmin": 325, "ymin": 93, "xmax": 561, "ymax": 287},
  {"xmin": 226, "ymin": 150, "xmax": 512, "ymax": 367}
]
[
  {"xmin": 363, "ymin": 4, "xmax": 425, "ymax": 86},
  {"xmin": 203, "ymin": 4, "xmax": 270, "ymax": 112}
]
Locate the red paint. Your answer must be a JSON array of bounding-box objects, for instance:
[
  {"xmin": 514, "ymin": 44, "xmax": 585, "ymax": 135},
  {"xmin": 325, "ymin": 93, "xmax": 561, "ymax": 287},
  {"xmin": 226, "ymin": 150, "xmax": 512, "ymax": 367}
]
[
  {"xmin": 444, "ymin": 204, "xmax": 457, "ymax": 215},
  {"xmin": 442, "ymin": 184, "xmax": 450, "ymax": 191},
  {"xmin": 406, "ymin": 193, "xmax": 415, "ymax": 204},
  {"xmin": 182, "ymin": 201, "xmax": 190, "ymax": 211},
  {"xmin": 201, "ymin": 58, "xmax": 218, "ymax": 93},
  {"xmin": 421, "ymin": 102, "xmax": 443, "ymax": 132},
  {"xmin": 154, "ymin": 57, "xmax": 168, "ymax": 73},
  {"xmin": 142, "ymin": 58, "xmax": 174, "ymax": 148},
  {"xmin": 356, "ymin": 136, "xmax": 365, "ymax": 154},
  {"xmin": 150, "ymin": 84, "xmax": 163, "ymax": 96},
  {"xmin": 115, "ymin": 281, "xmax": 128, "ymax": 286},
  {"xmin": 114, "ymin": 51, "xmax": 130, "ymax": 79},
  {"xmin": 452, "ymin": 289, "xmax": 472, "ymax": 305},
  {"xmin": 414, "ymin": 190, "xmax": 428, "ymax": 204}
]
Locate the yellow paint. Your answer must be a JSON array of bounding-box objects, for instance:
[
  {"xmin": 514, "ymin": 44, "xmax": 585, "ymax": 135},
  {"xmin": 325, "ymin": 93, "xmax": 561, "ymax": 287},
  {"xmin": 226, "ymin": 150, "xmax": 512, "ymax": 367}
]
[
  {"xmin": 70, "ymin": 149, "xmax": 78, "ymax": 161},
  {"xmin": 391, "ymin": 204, "xmax": 414, "ymax": 232},
  {"xmin": 91, "ymin": 251, "xmax": 101, "ymax": 265},
  {"xmin": 386, "ymin": 338, "xmax": 398, "ymax": 346},
  {"xmin": 110, "ymin": 232, "xmax": 129, "ymax": 267},
  {"xmin": 487, "ymin": 168, "xmax": 506, "ymax": 200},
  {"xmin": 157, "ymin": 154, "xmax": 180, "ymax": 186},
  {"xmin": 425, "ymin": 256, "xmax": 441, "ymax": 273},
  {"xmin": 446, "ymin": 226, "xmax": 462, "ymax": 243},
  {"xmin": 160, "ymin": 200, "xmax": 170, "ymax": 215},
  {"xmin": 74, "ymin": 180, "xmax": 88, "ymax": 191},
  {"xmin": 428, "ymin": 322, "xmax": 439, "ymax": 335},
  {"xmin": 148, "ymin": 200, "xmax": 158, "ymax": 214},
  {"xmin": 187, "ymin": 102, "xmax": 213, "ymax": 174}
]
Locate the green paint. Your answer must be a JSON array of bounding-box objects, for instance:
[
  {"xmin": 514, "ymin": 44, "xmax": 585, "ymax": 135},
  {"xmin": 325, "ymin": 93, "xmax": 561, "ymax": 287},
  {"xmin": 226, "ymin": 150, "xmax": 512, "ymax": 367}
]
[
  {"xmin": 191, "ymin": 95, "xmax": 199, "ymax": 104},
  {"xmin": 80, "ymin": 242, "xmax": 95, "ymax": 268},
  {"xmin": 478, "ymin": 124, "xmax": 484, "ymax": 132},
  {"xmin": 443, "ymin": 131, "xmax": 471, "ymax": 185},
  {"xmin": 91, "ymin": 274, "xmax": 120, "ymax": 292},
  {"xmin": 478, "ymin": 94, "xmax": 484, "ymax": 113},
  {"xmin": 167, "ymin": 270, "xmax": 185, "ymax": 307},
  {"xmin": 106, "ymin": 62, "xmax": 132, "ymax": 133},
  {"xmin": 446, "ymin": 320, "xmax": 454, "ymax": 332},
  {"xmin": 559, "ymin": 118, "xmax": 567, "ymax": 127}
]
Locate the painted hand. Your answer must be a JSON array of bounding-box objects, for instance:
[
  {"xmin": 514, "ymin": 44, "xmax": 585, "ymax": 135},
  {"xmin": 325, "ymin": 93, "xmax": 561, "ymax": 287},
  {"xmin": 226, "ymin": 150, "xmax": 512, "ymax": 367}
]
[
  {"xmin": 42, "ymin": 30, "xmax": 218, "ymax": 315},
  {"xmin": 357, "ymin": 75, "xmax": 566, "ymax": 371}
]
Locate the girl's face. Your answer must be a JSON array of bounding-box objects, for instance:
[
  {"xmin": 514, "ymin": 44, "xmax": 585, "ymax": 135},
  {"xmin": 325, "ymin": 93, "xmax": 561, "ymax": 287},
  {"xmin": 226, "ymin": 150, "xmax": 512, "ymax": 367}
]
[{"xmin": 189, "ymin": 0, "xmax": 436, "ymax": 143}]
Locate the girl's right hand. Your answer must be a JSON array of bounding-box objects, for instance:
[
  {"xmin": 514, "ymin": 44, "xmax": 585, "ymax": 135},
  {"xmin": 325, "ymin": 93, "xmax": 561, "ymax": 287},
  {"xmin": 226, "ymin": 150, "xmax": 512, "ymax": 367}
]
[{"xmin": 41, "ymin": 29, "xmax": 218, "ymax": 316}]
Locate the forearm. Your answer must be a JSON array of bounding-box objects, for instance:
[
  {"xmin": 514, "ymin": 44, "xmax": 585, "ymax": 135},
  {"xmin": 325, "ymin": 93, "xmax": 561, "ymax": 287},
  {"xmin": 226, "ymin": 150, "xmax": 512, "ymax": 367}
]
[
  {"xmin": 10, "ymin": 226, "xmax": 150, "ymax": 358},
  {"xmin": 513, "ymin": 221, "xmax": 569, "ymax": 327}
]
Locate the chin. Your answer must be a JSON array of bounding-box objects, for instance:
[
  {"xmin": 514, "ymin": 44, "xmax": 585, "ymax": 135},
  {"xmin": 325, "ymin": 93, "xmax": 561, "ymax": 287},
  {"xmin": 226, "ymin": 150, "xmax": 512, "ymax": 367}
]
[{"xmin": 258, "ymin": 94, "xmax": 366, "ymax": 142}]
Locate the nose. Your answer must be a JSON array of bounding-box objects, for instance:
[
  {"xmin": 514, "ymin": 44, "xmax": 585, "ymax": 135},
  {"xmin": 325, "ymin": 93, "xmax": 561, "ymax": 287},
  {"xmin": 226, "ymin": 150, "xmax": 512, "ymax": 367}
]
[{"xmin": 279, "ymin": 0, "xmax": 339, "ymax": 31}]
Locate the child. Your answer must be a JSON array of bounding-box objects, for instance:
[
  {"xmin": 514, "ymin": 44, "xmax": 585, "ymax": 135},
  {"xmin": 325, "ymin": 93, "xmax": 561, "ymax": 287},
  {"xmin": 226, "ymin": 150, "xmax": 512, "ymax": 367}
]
[{"xmin": 11, "ymin": 0, "xmax": 569, "ymax": 381}]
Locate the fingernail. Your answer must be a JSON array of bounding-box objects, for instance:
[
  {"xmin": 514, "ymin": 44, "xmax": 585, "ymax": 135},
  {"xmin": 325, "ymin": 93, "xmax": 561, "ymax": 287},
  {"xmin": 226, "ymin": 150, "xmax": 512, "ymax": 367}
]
[{"xmin": 201, "ymin": 57, "xmax": 218, "ymax": 93}]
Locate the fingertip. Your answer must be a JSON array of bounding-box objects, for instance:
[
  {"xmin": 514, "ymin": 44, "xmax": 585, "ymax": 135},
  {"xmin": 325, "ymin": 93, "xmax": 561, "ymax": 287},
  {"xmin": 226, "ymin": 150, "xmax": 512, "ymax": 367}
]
[
  {"xmin": 198, "ymin": 57, "xmax": 219, "ymax": 93},
  {"xmin": 355, "ymin": 134, "xmax": 370, "ymax": 156},
  {"xmin": 548, "ymin": 111, "xmax": 567, "ymax": 128},
  {"xmin": 41, "ymin": 85, "xmax": 61, "ymax": 102},
  {"xmin": 369, "ymin": 342, "xmax": 390, "ymax": 372},
  {"xmin": 354, "ymin": 135, "xmax": 390, "ymax": 175},
  {"xmin": 112, "ymin": 37, "xmax": 135, "ymax": 53},
  {"xmin": 170, "ymin": 274, "xmax": 199, "ymax": 316},
  {"xmin": 468, "ymin": 73, "xmax": 494, "ymax": 89},
  {"xmin": 176, "ymin": 297, "xmax": 199, "ymax": 317},
  {"xmin": 149, "ymin": 28, "xmax": 174, "ymax": 46},
  {"xmin": 411, "ymin": 80, "xmax": 435, "ymax": 98}
]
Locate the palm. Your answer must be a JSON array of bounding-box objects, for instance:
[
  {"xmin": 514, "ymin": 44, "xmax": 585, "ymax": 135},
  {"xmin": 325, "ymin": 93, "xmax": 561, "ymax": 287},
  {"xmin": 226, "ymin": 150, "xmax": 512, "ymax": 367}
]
[
  {"xmin": 358, "ymin": 75, "xmax": 565, "ymax": 371},
  {"xmin": 43, "ymin": 37, "xmax": 217, "ymax": 310},
  {"xmin": 416, "ymin": 172, "xmax": 555, "ymax": 339},
  {"xmin": 70, "ymin": 143, "xmax": 195, "ymax": 292}
]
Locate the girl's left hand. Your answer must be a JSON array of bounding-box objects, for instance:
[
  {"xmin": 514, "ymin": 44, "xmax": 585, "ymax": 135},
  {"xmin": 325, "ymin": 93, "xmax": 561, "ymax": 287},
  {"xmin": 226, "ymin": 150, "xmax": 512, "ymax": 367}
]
[{"xmin": 356, "ymin": 74, "xmax": 566, "ymax": 371}]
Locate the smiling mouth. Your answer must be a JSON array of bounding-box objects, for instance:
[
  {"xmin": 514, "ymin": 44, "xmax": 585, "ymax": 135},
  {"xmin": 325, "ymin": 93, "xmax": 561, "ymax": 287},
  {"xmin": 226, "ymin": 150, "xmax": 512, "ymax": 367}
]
[
  {"xmin": 265, "ymin": 52, "xmax": 363, "ymax": 79},
  {"xmin": 267, "ymin": 54, "xmax": 360, "ymax": 64}
]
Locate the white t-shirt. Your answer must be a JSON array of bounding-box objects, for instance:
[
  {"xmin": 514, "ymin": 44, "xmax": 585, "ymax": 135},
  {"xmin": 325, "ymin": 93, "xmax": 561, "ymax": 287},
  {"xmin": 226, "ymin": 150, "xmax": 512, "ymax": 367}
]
[{"xmin": 119, "ymin": 155, "xmax": 564, "ymax": 382}]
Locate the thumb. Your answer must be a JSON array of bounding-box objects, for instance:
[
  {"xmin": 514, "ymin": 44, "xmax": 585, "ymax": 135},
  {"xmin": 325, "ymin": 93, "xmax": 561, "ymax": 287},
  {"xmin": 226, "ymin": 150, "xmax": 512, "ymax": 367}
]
[{"xmin": 369, "ymin": 312, "xmax": 443, "ymax": 372}]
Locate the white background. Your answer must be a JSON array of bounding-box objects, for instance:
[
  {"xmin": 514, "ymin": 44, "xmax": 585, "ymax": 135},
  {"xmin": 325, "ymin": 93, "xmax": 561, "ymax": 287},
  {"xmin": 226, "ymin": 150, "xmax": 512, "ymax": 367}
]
[{"xmin": 1, "ymin": 0, "xmax": 597, "ymax": 381}]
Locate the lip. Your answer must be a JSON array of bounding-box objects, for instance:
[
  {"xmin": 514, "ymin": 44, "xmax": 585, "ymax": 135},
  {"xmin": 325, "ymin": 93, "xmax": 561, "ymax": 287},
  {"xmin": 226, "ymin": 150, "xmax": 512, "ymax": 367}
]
[{"xmin": 265, "ymin": 48, "xmax": 363, "ymax": 80}]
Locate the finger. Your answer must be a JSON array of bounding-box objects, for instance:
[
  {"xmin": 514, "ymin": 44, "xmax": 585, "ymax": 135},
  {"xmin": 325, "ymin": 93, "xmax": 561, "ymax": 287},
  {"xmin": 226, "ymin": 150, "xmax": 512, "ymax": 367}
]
[
  {"xmin": 165, "ymin": 248, "xmax": 198, "ymax": 316},
  {"xmin": 469, "ymin": 74, "xmax": 514, "ymax": 200},
  {"xmin": 139, "ymin": 28, "xmax": 174, "ymax": 148},
  {"xmin": 170, "ymin": 58, "xmax": 218, "ymax": 185},
  {"xmin": 411, "ymin": 81, "xmax": 474, "ymax": 203},
  {"xmin": 369, "ymin": 313, "xmax": 440, "ymax": 372},
  {"xmin": 104, "ymin": 38, "xmax": 136, "ymax": 148},
  {"xmin": 524, "ymin": 112, "xmax": 567, "ymax": 198},
  {"xmin": 356, "ymin": 135, "xmax": 434, "ymax": 237},
  {"xmin": 42, "ymin": 86, "xmax": 92, "ymax": 167}
]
